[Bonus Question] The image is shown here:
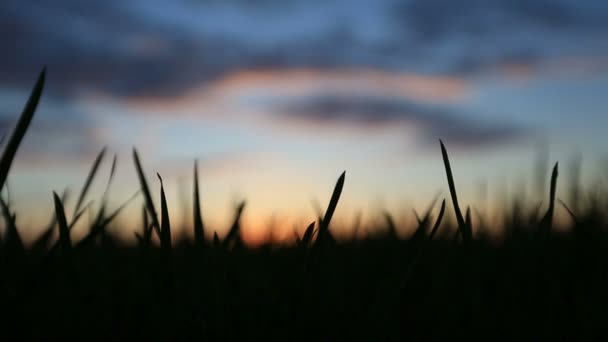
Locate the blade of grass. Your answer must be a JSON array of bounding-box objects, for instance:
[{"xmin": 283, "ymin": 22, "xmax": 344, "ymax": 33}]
[
  {"xmin": 157, "ymin": 173, "xmax": 172, "ymax": 251},
  {"xmin": 558, "ymin": 199, "xmax": 579, "ymax": 225},
  {"xmin": 133, "ymin": 148, "xmax": 161, "ymax": 238},
  {"xmin": 0, "ymin": 68, "xmax": 45, "ymax": 191},
  {"xmin": 411, "ymin": 193, "xmax": 441, "ymax": 243},
  {"xmin": 73, "ymin": 146, "xmax": 106, "ymax": 220},
  {"xmin": 222, "ymin": 201, "xmax": 245, "ymax": 249},
  {"xmin": 68, "ymin": 200, "xmax": 93, "ymax": 230},
  {"xmin": 301, "ymin": 221, "xmax": 316, "ymax": 246},
  {"xmin": 537, "ymin": 162, "xmax": 559, "ymax": 238},
  {"xmin": 101, "ymin": 154, "xmax": 117, "ymax": 202},
  {"xmin": 32, "ymin": 189, "xmax": 70, "ymax": 254},
  {"xmin": 99, "ymin": 191, "xmax": 140, "ymax": 227},
  {"xmin": 428, "ymin": 199, "xmax": 446, "ymax": 241},
  {"xmin": 53, "ymin": 192, "xmax": 72, "ymax": 257},
  {"xmin": 193, "ymin": 160, "xmax": 205, "ymax": 247},
  {"xmin": 439, "ymin": 140, "xmax": 471, "ymax": 244},
  {"xmin": 317, "ymin": 171, "xmax": 345, "ymax": 244},
  {"xmin": 141, "ymin": 207, "xmax": 154, "ymax": 245}
]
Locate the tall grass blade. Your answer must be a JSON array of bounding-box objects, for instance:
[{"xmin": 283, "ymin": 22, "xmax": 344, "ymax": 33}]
[
  {"xmin": 318, "ymin": 171, "xmax": 345, "ymax": 243},
  {"xmin": 223, "ymin": 201, "xmax": 245, "ymax": 249},
  {"xmin": 73, "ymin": 146, "xmax": 106, "ymax": 219},
  {"xmin": 538, "ymin": 162, "xmax": 559, "ymax": 238},
  {"xmin": 193, "ymin": 160, "xmax": 205, "ymax": 247},
  {"xmin": 68, "ymin": 201, "xmax": 93, "ymax": 230},
  {"xmin": 439, "ymin": 140, "xmax": 471, "ymax": 244},
  {"xmin": 32, "ymin": 189, "xmax": 70, "ymax": 254},
  {"xmin": 101, "ymin": 153, "xmax": 117, "ymax": 203},
  {"xmin": 428, "ymin": 199, "xmax": 446, "ymax": 241},
  {"xmin": 0, "ymin": 68, "xmax": 45, "ymax": 191},
  {"xmin": 157, "ymin": 173, "xmax": 172, "ymax": 250},
  {"xmin": 133, "ymin": 148, "xmax": 161, "ymax": 238},
  {"xmin": 53, "ymin": 192, "xmax": 72, "ymax": 257},
  {"xmin": 301, "ymin": 221, "xmax": 316, "ymax": 246},
  {"xmin": 411, "ymin": 194, "xmax": 440, "ymax": 243}
]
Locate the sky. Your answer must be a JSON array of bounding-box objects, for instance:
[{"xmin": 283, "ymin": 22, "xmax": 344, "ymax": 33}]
[{"xmin": 1, "ymin": 0, "xmax": 608, "ymax": 243}]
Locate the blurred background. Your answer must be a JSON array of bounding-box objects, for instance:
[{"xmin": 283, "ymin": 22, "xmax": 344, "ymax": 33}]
[{"xmin": 1, "ymin": 0, "xmax": 608, "ymax": 243}]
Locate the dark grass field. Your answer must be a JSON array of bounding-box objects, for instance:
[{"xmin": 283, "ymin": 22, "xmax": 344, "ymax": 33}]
[{"xmin": 1, "ymin": 69, "xmax": 608, "ymax": 340}]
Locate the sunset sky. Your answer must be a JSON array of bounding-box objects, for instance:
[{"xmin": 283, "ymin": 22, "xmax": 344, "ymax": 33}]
[{"xmin": 1, "ymin": 0, "xmax": 608, "ymax": 242}]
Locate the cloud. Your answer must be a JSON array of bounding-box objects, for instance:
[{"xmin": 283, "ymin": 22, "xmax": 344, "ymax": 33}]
[
  {"xmin": 388, "ymin": 0, "xmax": 608, "ymax": 74},
  {"xmin": 271, "ymin": 94, "xmax": 529, "ymax": 148},
  {"xmin": 1, "ymin": 0, "xmax": 607, "ymax": 102},
  {"xmin": 123, "ymin": 68, "xmax": 471, "ymax": 112}
]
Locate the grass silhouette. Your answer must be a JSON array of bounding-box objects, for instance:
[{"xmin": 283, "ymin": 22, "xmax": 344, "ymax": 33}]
[{"xmin": 0, "ymin": 69, "xmax": 607, "ymax": 340}]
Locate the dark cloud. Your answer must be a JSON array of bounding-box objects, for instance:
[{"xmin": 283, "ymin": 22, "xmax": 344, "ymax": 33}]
[
  {"xmin": 1, "ymin": 0, "xmax": 607, "ymax": 100},
  {"xmin": 388, "ymin": 0, "xmax": 608, "ymax": 74},
  {"xmin": 1, "ymin": 0, "xmax": 243, "ymax": 99},
  {"xmin": 272, "ymin": 94, "xmax": 528, "ymax": 148}
]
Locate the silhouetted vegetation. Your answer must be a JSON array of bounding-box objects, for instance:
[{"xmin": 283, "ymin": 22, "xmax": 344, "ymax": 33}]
[{"xmin": 1, "ymin": 70, "xmax": 607, "ymax": 340}]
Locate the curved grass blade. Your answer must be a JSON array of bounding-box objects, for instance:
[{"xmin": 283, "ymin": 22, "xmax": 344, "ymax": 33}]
[
  {"xmin": 558, "ymin": 199, "xmax": 578, "ymax": 225},
  {"xmin": 68, "ymin": 200, "xmax": 93, "ymax": 230},
  {"xmin": 411, "ymin": 194, "xmax": 441, "ymax": 243},
  {"xmin": 101, "ymin": 154, "xmax": 117, "ymax": 201},
  {"xmin": 301, "ymin": 221, "xmax": 316, "ymax": 246},
  {"xmin": 318, "ymin": 171, "xmax": 345, "ymax": 243},
  {"xmin": 141, "ymin": 206, "xmax": 154, "ymax": 245},
  {"xmin": 193, "ymin": 160, "xmax": 205, "ymax": 247},
  {"xmin": 428, "ymin": 199, "xmax": 446, "ymax": 241},
  {"xmin": 100, "ymin": 191, "xmax": 140, "ymax": 227},
  {"xmin": 53, "ymin": 192, "xmax": 72, "ymax": 257},
  {"xmin": 73, "ymin": 146, "xmax": 106, "ymax": 220},
  {"xmin": 157, "ymin": 173, "xmax": 172, "ymax": 250},
  {"xmin": 223, "ymin": 201, "xmax": 245, "ymax": 249},
  {"xmin": 133, "ymin": 148, "xmax": 161, "ymax": 238},
  {"xmin": 32, "ymin": 189, "xmax": 70, "ymax": 254},
  {"xmin": 537, "ymin": 162, "xmax": 559, "ymax": 239},
  {"xmin": 439, "ymin": 140, "xmax": 471, "ymax": 245},
  {"xmin": 0, "ymin": 68, "xmax": 45, "ymax": 191}
]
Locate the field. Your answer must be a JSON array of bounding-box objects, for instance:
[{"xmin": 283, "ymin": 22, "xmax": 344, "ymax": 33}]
[{"xmin": 1, "ymin": 69, "xmax": 607, "ymax": 340}]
